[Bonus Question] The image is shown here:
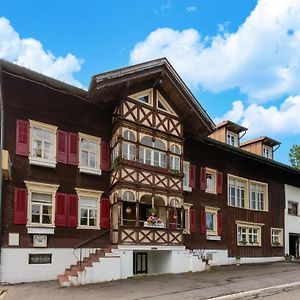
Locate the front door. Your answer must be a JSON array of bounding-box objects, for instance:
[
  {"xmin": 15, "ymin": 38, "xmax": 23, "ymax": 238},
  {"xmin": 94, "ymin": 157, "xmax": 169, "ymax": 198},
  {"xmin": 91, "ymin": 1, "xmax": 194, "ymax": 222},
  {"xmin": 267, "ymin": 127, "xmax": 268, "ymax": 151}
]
[
  {"xmin": 289, "ymin": 234, "xmax": 299, "ymax": 257},
  {"xmin": 133, "ymin": 252, "xmax": 147, "ymax": 275}
]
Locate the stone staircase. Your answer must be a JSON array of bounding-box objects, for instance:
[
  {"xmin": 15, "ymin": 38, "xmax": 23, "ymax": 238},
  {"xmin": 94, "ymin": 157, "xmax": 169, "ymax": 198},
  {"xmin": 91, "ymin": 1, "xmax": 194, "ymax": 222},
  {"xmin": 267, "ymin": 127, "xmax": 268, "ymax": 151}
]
[{"xmin": 57, "ymin": 245, "xmax": 121, "ymax": 287}]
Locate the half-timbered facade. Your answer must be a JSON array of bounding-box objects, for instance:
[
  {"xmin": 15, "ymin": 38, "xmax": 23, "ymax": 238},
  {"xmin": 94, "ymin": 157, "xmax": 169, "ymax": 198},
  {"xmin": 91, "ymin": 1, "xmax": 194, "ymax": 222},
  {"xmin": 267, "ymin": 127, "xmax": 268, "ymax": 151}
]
[{"xmin": 1, "ymin": 58, "xmax": 300, "ymax": 285}]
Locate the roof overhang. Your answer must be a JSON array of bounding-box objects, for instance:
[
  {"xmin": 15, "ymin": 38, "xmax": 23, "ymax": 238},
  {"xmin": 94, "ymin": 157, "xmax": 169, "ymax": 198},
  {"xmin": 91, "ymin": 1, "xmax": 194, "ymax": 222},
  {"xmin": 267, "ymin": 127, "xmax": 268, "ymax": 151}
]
[
  {"xmin": 241, "ymin": 136, "xmax": 281, "ymax": 148},
  {"xmin": 89, "ymin": 58, "xmax": 215, "ymax": 138},
  {"xmin": 216, "ymin": 120, "xmax": 248, "ymax": 134}
]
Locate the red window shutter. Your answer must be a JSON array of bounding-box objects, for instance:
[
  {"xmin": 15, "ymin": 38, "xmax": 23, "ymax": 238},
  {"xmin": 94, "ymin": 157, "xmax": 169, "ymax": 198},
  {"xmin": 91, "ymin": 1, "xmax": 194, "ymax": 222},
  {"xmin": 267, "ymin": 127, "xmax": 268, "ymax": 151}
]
[
  {"xmin": 57, "ymin": 130, "xmax": 68, "ymax": 164},
  {"xmin": 16, "ymin": 120, "xmax": 29, "ymax": 156},
  {"xmin": 200, "ymin": 208, "xmax": 207, "ymax": 235},
  {"xmin": 217, "ymin": 172, "xmax": 223, "ymax": 194},
  {"xmin": 55, "ymin": 193, "xmax": 67, "ymax": 227},
  {"xmin": 189, "ymin": 164, "xmax": 196, "ymax": 189},
  {"xmin": 190, "ymin": 209, "xmax": 196, "ymax": 233},
  {"xmin": 217, "ymin": 211, "xmax": 223, "ymax": 236},
  {"xmin": 100, "ymin": 198, "xmax": 110, "ymax": 229},
  {"xmin": 67, "ymin": 195, "xmax": 78, "ymax": 227},
  {"xmin": 101, "ymin": 140, "xmax": 110, "ymax": 171},
  {"xmin": 200, "ymin": 167, "xmax": 207, "ymax": 191},
  {"xmin": 68, "ymin": 133, "xmax": 79, "ymax": 165},
  {"xmin": 14, "ymin": 188, "xmax": 28, "ymax": 224}
]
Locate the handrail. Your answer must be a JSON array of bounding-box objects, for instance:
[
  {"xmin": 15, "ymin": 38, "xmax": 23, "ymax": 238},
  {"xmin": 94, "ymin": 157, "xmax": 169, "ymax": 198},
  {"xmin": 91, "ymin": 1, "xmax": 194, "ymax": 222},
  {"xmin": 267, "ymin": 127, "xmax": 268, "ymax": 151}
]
[{"xmin": 74, "ymin": 229, "xmax": 110, "ymax": 249}]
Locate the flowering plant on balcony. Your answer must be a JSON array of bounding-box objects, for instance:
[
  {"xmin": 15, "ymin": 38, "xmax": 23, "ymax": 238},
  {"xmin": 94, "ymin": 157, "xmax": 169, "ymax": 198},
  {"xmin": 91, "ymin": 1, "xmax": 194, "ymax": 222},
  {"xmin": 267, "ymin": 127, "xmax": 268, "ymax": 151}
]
[{"xmin": 146, "ymin": 214, "xmax": 162, "ymax": 225}]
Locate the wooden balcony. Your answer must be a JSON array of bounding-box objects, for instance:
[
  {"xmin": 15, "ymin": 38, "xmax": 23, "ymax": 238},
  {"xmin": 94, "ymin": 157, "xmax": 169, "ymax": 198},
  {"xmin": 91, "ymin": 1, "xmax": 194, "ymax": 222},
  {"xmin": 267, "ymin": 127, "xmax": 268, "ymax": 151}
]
[{"xmin": 115, "ymin": 225, "xmax": 183, "ymax": 246}]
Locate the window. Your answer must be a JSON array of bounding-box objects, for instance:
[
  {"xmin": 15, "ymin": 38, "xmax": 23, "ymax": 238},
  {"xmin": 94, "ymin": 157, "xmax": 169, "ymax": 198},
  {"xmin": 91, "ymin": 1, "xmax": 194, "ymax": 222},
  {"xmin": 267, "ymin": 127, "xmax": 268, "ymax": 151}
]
[
  {"xmin": 170, "ymin": 144, "xmax": 181, "ymax": 171},
  {"xmin": 29, "ymin": 120, "xmax": 57, "ymax": 168},
  {"xmin": 123, "ymin": 191, "xmax": 135, "ymax": 202},
  {"xmin": 206, "ymin": 169, "xmax": 216, "ymax": 194},
  {"xmin": 263, "ymin": 146, "xmax": 273, "ymax": 159},
  {"xmin": 79, "ymin": 133, "xmax": 101, "ymax": 175},
  {"xmin": 250, "ymin": 182, "xmax": 268, "ymax": 211},
  {"xmin": 156, "ymin": 92, "xmax": 176, "ymax": 115},
  {"xmin": 138, "ymin": 95, "xmax": 150, "ymax": 104},
  {"xmin": 76, "ymin": 188, "xmax": 103, "ymax": 229},
  {"xmin": 139, "ymin": 136, "xmax": 166, "ymax": 168},
  {"xmin": 183, "ymin": 161, "xmax": 191, "ymax": 191},
  {"xmin": 271, "ymin": 228, "xmax": 283, "ymax": 246},
  {"xmin": 237, "ymin": 223, "xmax": 262, "ymax": 246},
  {"xmin": 79, "ymin": 197, "xmax": 97, "ymax": 227},
  {"xmin": 206, "ymin": 212, "xmax": 215, "ymax": 231},
  {"xmin": 288, "ymin": 201, "xmax": 298, "ymax": 216},
  {"xmin": 130, "ymin": 89, "xmax": 153, "ymax": 106},
  {"xmin": 227, "ymin": 131, "xmax": 238, "ymax": 147},
  {"xmin": 122, "ymin": 130, "xmax": 136, "ymax": 161},
  {"xmin": 25, "ymin": 181, "xmax": 59, "ymax": 227},
  {"xmin": 228, "ymin": 176, "xmax": 247, "ymax": 208},
  {"xmin": 205, "ymin": 207, "xmax": 219, "ymax": 236},
  {"xmin": 183, "ymin": 203, "xmax": 192, "ymax": 234}
]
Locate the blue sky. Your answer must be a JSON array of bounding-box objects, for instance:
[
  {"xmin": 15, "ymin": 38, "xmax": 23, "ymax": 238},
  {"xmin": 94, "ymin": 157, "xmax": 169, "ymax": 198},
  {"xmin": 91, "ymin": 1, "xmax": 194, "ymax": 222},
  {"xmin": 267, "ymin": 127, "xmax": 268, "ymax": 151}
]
[{"xmin": 1, "ymin": 0, "xmax": 299, "ymax": 164}]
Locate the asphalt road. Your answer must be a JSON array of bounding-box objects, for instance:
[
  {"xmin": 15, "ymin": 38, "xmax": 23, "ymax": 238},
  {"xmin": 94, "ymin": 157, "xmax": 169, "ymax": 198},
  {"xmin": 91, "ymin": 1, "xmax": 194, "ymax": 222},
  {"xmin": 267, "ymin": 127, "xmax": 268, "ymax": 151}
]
[{"xmin": 2, "ymin": 261, "xmax": 300, "ymax": 300}]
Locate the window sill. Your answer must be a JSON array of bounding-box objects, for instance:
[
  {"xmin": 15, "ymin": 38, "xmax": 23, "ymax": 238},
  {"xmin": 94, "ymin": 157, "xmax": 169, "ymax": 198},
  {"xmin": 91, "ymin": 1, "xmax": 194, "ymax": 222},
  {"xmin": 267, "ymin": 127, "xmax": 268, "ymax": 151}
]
[
  {"xmin": 27, "ymin": 225, "xmax": 55, "ymax": 235},
  {"xmin": 271, "ymin": 244, "xmax": 283, "ymax": 247},
  {"xmin": 77, "ymin": 225, "xmax": 100, "ymax": 230},
  {"xmin": 238, "ymin": 243, "xmax": 261, "ymax": 247},
  {"xmin": 79, "ymin": 167, "xmax": 102, "ymax": 176},
  {"xmin": 183, "ymin": 186, "xmax": 192, "ymax": 192},
  {"xmin": 29, "ymin": 157, "xmax": 56, "ymax": 168},
  {"xmin": 206, "ymin": 235, "xmax": 221, "ymax": 241},
  {"xmin": 205, "ymin": 190, "xmax": 217, "ymax": 195}
]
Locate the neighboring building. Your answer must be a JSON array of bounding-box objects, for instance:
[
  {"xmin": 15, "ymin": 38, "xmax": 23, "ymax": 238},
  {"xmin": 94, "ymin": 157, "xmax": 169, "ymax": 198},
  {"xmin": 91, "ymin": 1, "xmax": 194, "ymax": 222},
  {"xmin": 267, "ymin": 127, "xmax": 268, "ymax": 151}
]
[
  {"xmin": 284, "ymin": 184, "xmax": 300, "ymax": 258},
  {"xmin": 0, "ymin": 58, "xmax": 300, "ymax": 285}
]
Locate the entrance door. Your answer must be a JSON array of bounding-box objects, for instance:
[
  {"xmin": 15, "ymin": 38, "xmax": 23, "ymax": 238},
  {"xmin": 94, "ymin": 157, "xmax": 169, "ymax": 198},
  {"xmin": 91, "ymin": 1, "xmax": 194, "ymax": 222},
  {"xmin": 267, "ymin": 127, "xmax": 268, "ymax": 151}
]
[
  {"xmin": 289, "ymin": 234, "xmax": 299, "ymax": 257},
  {"xmin": 133, "ymin": 252, "xmax": 147, "ymax": 275}
]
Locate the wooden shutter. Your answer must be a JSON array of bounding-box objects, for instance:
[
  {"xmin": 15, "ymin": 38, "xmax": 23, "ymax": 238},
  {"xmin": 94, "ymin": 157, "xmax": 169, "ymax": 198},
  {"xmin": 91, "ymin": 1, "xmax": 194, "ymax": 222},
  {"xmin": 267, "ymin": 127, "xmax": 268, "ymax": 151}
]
[
  {"xmin": 200, "ymin": 167, "xmax": 207, "ymax": 191},
  {"xmin": 14, "ymin": 188, "xmax": 28, "ymax": 224},
  {"xmin": 100, "ymin": 198, "xmax": 110, "ymax": 229},
  {"xmin": 200, "ymin": 208, "xmax": 207, "ymax": 235},
  {"xmin": 68, "ymin": 133, "xmax": 79, "ymax": 165},
  {"xmin": 55, "ymin": 193, "xmax": 67, "ymax": 227},
  {"xmin": 101, "ymin": 140, "xmax": 110, "ymax": 171},
  {"xmin": 190, "ymin": 209, "xmax": 196, "ymax": 233},
  {"xmin": 217, "ymin": 211, "xmax": 223, "ymax": 236},
  {"xmin": 67, "ymin": 195, "xmax": 78, "ymax": 227},
  {"xmin": 189, "ymin": 164, "xmax": 196, "ymax": 189},
  {"xmin": 217, "ymin": 172, "xmax": 223, "ymax": 194},
  {"xmin": 16, "ymin": 120, "xmax": 29, "ymax": 156},
  {"xmin": 56, "ymin": 130, "xmax": 68, "ymax": 164}
]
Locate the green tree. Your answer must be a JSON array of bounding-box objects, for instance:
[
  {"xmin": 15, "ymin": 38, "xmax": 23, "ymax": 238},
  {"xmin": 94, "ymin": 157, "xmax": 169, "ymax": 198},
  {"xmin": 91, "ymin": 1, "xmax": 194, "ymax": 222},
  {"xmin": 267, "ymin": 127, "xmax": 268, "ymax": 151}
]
[{"xmin": 289, "ymin": 144, "xmax": 300, "ymax": 169}]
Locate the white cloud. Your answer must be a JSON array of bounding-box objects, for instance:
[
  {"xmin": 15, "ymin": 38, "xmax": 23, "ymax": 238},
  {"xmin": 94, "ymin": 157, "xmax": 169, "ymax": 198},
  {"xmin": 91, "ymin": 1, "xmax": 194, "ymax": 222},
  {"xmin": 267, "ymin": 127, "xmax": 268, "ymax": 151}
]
[
  {"xmin": 154, "ymin": 2, "xmax": 172, "ymax": 16},
  {"xmin": 214, "ymin": 96, "xmax": 300, "ymax": 137},
  {"xmin": 130, "ymin": 0, "xmax": 300, "ymax": 102},
  {"xmin": 186, "ymin": 6, "xmax": 197, "ymax": 13},
  {"xmin": 0, "ymin": 17, "xmax": 83, "ymax": 87}
]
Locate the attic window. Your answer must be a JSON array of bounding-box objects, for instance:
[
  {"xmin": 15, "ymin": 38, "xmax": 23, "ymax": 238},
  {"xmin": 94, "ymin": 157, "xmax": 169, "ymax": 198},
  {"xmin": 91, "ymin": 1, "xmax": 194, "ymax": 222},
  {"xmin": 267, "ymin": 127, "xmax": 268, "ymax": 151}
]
[
  {"xmin": 263, "ymin": 145, "xmax": 272, "ymax": 159},
  {"xmin": 227, "ymin": 131, "xmax": 238, "ymax": 147},
  {"xmin": 138, "ymin": 95, "xmax": 150, "ymax": 104},
  {"xmin": 158, "ymin": 99, "xmax": 167, "ymax": 111}
]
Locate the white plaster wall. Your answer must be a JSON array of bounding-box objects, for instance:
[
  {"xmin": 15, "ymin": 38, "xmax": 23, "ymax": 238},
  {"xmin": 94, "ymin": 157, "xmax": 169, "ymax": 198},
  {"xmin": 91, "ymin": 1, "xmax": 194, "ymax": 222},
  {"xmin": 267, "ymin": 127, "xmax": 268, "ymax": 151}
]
[
  {"xmin": 0, "ymin": 248, "xmax": 78, "ymax": 284},
  {"xmin": 147, "ymin": 251, "xmax": 172, "ymax": 274},
  {"xmin": 194, "ymin": 249, "xmax": 229, "ymax": 266},
  {"xmin": 171, "ymin": 250, "xmax": 191, "ymax": 273},
  {"xmin": 118, "ymin": 249, "xmax": 133, "ymax": 279},
  {"xmin": 227, "ymin": 256, "xmax": 284, "ymax": 265},
  {"xmin": 284, "ymin": 184, "xmax": 300, "ymax": 255}
]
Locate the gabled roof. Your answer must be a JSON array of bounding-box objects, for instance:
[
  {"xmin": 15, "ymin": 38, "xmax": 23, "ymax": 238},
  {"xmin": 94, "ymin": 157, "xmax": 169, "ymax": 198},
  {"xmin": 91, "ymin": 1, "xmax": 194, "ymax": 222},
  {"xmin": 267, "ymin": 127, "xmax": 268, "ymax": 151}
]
[
  {"xmin": 216, "ymin": 120, "xmax": 248, "ymax": 134},
  {"xmin": 240, "ymin": 136, "xmax": 281, "ymax": 147},
  {"xmin": 89, "ymin": 58, "xmax": 216, "ymax": 137}
]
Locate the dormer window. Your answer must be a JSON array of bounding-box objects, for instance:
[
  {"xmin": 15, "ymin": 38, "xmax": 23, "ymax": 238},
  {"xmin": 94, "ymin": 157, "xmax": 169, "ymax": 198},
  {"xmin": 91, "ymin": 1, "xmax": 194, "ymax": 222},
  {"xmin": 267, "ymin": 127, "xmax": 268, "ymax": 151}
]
[
  {"xmin": 227, "ymin": 131, "xmax": 238, "ymax": 147},
  {"xmin": 138, "ymin": 95, "xmax": 150, "ymax": 104},
  {"xmin": 263, "ymin": 145, "xmax": 272, "ymax": 159}
]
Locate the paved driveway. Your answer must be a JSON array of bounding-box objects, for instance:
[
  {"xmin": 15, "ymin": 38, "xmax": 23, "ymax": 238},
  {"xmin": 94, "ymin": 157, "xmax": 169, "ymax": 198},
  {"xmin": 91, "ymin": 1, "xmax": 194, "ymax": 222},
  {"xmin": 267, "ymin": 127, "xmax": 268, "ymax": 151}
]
[{"xmin": 2, "ymin": 262, "xmax": 300, "ymax": 300}]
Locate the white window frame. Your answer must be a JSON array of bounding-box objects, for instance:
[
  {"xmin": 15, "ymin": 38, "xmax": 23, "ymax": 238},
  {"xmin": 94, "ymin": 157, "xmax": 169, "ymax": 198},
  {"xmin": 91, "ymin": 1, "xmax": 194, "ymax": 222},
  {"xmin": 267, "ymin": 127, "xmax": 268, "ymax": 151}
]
[
  {"xmin": 263, "ymin": 145, "xmax": 273, "ymax": 159},
  {"xmin": 227, "ymin": 131, "xmax": 239, "ymax": 147},
  {"xmin": 130, "ymin": 89, "xmax": 153, "ymax": 107},
  {"xmin": 288, "ymin": 201, "xmax": 298, "ymax": 216},
  {"xmin": 205, "ymin": 206, "xmax": 219, "ymax": 236},
  {"xmin": 25, "ymin": 181, "xmax": 59, "ymax": 228},
  {"xmin": 29, "ymin": 120, "xmax": 57, "ymax": 168},
  {"xmin": 156, "ymin": 91, "xmax": 177, "ymax": 116},
  {"xmin": 170, "ymin": 155, "xmax": 180, "ymax": 171},
  {"xmin": 75, "ymin": 188, "xmax": 103, "ymax": 230},
  {"xmin": 236, "ymin": 221, "xmax": 263, "ymax": 247},
  {"xmin": 139, "ymin": 146, "xmax": 166, "ymax": 168},
  {"xmin": 271, "ymin": 228, "xmax": 283, "ymax": 247},
  {"xmin": 228, "ymin": 175, "xmax": 248, "ymax": 209},
  {"xmin": 206, "ymin": 168, "xmax": 217, "ymax": 194},
  {"xmin": 183, "ymin": 203, "xmax": 192, "ymax": 234},
  {"xmin": 249, "ymin": 180, "xmax": 268, "ymax": 211},
  {"xmin": 183, "ymin": 161, "xmax": 192, "ymax": 192},
  {"xmin": 79, "ymin": 132, "xmax": 101, "ymax": 176}
]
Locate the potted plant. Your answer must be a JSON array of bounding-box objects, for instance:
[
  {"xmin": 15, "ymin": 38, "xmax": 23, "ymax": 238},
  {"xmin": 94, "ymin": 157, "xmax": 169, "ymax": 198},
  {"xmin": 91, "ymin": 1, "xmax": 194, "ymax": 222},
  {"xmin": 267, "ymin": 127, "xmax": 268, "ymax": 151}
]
[{"xmin": 235, "ymin": 255, "xmax": 241, "ymax": 266}]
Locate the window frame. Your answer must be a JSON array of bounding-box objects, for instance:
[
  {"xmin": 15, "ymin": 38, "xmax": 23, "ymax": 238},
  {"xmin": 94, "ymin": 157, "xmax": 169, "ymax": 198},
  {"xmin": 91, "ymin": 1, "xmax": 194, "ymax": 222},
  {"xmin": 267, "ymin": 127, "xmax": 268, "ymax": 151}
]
[
  {"xmin": 75, "ymin": 188, "xmax": 103, "ymax": 230},
  {"xmin": 263, "ymin": 145, "xmax": 273, "ymax": 159},
  {"xmin": 288, "ymin": 201, "xmax": 298, "ymax": 216},
  {"xmin": 29, "ymin": 120, "xmax": 57, "ymax": 168},
  {"xmin": 205, "ymin": 168, "xmax": 217, "ymax": 194},
  {"xmin": 271, "ymin": 227, "xmax": 283, "ymax": 247},
  {"xmin": 183, "ymin": 161, "xmax": 192, "ymax": 192},
  {"xmin": 25, "ymin": 181, "xmax": 59, "ymax": 228},
  {"xmin": 236, "ymin": 221, "xmax": 263, "ymax": 247},
  {"xmin": 227, "ymin": 131, "xmax": 239, "ymax": 147},
  {"xmin": 78, "ymin": 132, "xmax": 101, "ymax": 176},
  {"xmin": 183, "ymin": 203, "xmax": 192, "ymax": 234},
  {"xmin": 205, "ymin": 206, "xmax": 219, "ymax": 236},
  {"xmin": 249, "ymin": 180, "xmax": 268, "ymax": 212},
  {"xmin": 228, "ymin": 175, "xmax": 248, "ymax": 209},
  {"xmin": 130, "ymin": 89, "xmax": 153, "ymax": 107}
]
